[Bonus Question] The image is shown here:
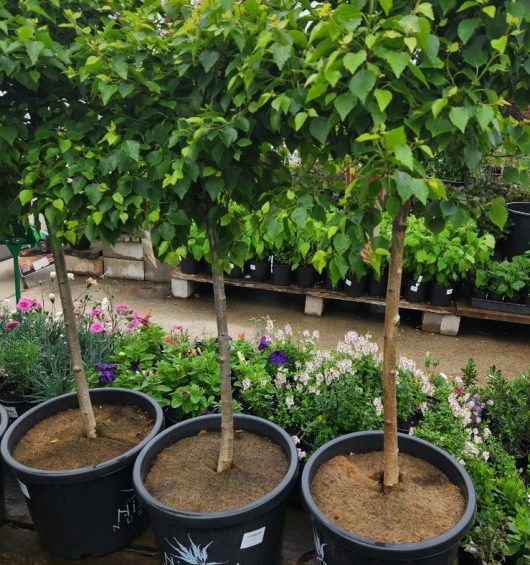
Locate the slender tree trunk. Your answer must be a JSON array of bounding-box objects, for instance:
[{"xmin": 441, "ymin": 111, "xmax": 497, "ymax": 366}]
[
  {"xmin": 382, "ymin": 202, "xmax": 410, "ymax": 491},
  {"xmin": 206, "ymin": 218, "xmax": 234, "ymax": 473},
  {"xmin": 50, "ymin": 229, "xmax": 97, "ymax": 439}
]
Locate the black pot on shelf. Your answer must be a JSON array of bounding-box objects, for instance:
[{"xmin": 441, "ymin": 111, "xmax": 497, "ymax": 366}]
[
  {"xmin": 367, "ymin": 269, "xmax": 388, "ymax": 297},
  {"xmin": 133, "ymin": 414, "xmax": 298, "ymax": 565},
  {"xmin": 227, "ymin": 263, "xmax": 244, "ymax": 279},
  {"xmin": 301, "ymin": 431, "xmax": 476, "ymax": 565},
  {"xmin": 249, "ymin": 259, "xmax": 270, "ymax": 281},
  {"xmin": 344, "ymin": 273, "xmax": 367, "ymax": 297},
  {"xmin": 0, "ymin": 388, "xmax": 164, "ymax": 558},
  {"xmin": 488, "ymin": 291, "xmax": 504, "ymax": 302},
  {"xmin": 505, "ymin": 202, "xmax": 530, "ymax": 259},
  {"xmin": 295, "ymin": 265, "xmax": 317, "ymax": 288},
  {"xmin": 0, "ymin": 395, "xmax": 39, "ymax": 422},
  {"xmin": 402, "ymin": 278, "xmax": 428, "ymax": 303},
  {"xmin": 0, "ymin": 404, "xmax": 8, "ymax": 523},
  {"xmin": 429, "ymin": 282, "xmax": 456, "ymax": 307},
  {"xmin": 179, "ymin": 255, "xmax": 198, "ymax": 275},
  {"xmin": 271, "ymin": 263, "xmax": 292, "ymax": 286},
  {"xmin": 324, "ymin": 270, "xmax": 345, "ymax": 291},
  {"xmin": 471, "ymin": 288, "xmax": 488, "ymax": 300}
]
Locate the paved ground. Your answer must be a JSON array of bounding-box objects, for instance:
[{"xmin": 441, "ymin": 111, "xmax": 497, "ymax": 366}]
[{"xmin": 1, "ymin": 256, "xmax": 529, "ymax": 380}]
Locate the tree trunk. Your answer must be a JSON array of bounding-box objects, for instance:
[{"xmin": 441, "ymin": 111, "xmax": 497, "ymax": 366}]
[
  {"xmin": 382, "ymin": 202, "xmax": 410, "ymax": 491},
  {"xmin": 206, "ymin": 218, "xmax": 234, "ymax": 473},
  {"xmin": 50, "ymin": 229, "xmax": 97, "ymax": 439}
]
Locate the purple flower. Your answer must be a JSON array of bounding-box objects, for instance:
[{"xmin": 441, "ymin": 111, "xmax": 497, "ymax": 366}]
[
  {"xmin": 258, "ymin": 336, "xmax": 271, "ymax": 351},
  {"xmin": 269, "ymin": 350, "xmax": 288, "ymax": 365},
  {"xmin": 95, "ymin": 363, "xmax": 118, "ymax": 385}
]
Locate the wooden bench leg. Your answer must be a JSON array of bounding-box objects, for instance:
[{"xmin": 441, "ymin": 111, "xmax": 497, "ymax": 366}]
[
  {"xmin": 422, "ymin": 312, "xmax": 461, "ymax": 336},
  {"xmin": 171, "ymin": 278, "xmax": 197, "ymax": 299},
  {"xmin": 305, "ymin": 296, "xmax": 325, "ymax": 316}
]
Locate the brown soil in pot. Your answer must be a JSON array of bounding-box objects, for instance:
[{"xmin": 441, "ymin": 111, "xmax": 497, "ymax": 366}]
[
  {"xmin": 145, "ymin": 429, "xmax": 288, "ymax": 512},
  {"xmin": 13, "ymin": 404, "xmax": 154, "ymax": 471},
  {"xmin": 311, "ymin": 451, "xmax": 465, "ymax": 544}
]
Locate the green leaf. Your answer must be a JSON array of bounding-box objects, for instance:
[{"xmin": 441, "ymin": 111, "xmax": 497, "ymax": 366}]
[
  {"xmin": 464, "ymin": 146, "xmax": 482, "ymax": 170},
  {"xmin": 374, "ymin": 89, "xmax": 392, "ymax": 112},
  {"xmin": 378, "ymin": 0, "xmax": 392, "ymax": 15},
  {"xmin": 85, "ymin": 184, "xmax": 103, "ymax": 205},
  {"xmin": 25, "ymin": 40, "xmax": 44, "ymax": 65},
  {"xmin": 383, "ymin": 126, "xmax": 406, "ymax": 150},
  {"xmin": 52, "ymin": 199, "xmax": 64, "ymax": 211},
  {"xmin": 394, "ymin": 144, "xmax": 413, "ymax": 171},
  {"xmin": 457, "ymin": 18, "xmax": 480, "ymax": 45},
  {"xmin": 98, "ymin": 82, "xmax": 119, "ymax": 106},
  {"xmin": 410, "ymin": 178, "xmax": 429, "ymax": 204},
  {"xmin": 92, "ymin": 211, "xmax": 104, "ymax": 225},
  {"xmin": 270, "ymin": 43, "xmax": 292, "ymax": 71},
  {"xmin": 475, "ymin": 105, "xmax": 494, "ymax": 130},
  {"xmin": 199, "ymin": 50, "xmax": 219, "ymax": 73},
  {"xmin": 382, "ymin": 51, "xmax": 409, "ymax": 78},
  {"xmin": 349, "ymin": 69, "xmax": 376, "ymax": 104},
  {"xmin": 333, "ymin": 233, "xmax": 350, "ymax": 255},
  {"xmin": 334, "ymin": 93, "xmax": 356, "ymax": 120},
  {"xmin": 294, "ymin": 112, "xmax": 308, "ymax": 131},
  {"xmin": 112, "ymin": 56, "xmax": 128, "ymax": 80},
  {"xmin": 343, "ymin": 50, "xmax": 367, "ymax": 74},
  {"xmin": 490, "ymin": 36, "xmax": 507, "ymax": 54},
  {"xmin": 309, "ymin": 117, "xmax": 328, "ymax": 144},
  {"xmin": 487, "ymin": 196, "xmax": 507, "ymax": 229},
  {"xmin": 19, "ymin": 189, "xmax": 33, "ymax": 205},
  {"xmin": 59, "ymin": 139, "xmax": 71, "ymax": 153},
  {"xmin": 306, "ymin": 81, "xmax": 327, "ymax": 103},
  {"xmin": 204, "ymin": 177, "xmax": 223, "ymax": 200},
  {"xmin": 431, "ymin": 98, "xmax": 447, "ymax": 118},
  {"xmin": 17, "ymin": 26, "xmax": 34, "ymax": 41},
  {"xmin": 449, "ymin": 106, "xmax": 469, "ymax": 133},
  {"xmin": 119, "ymin": 83, "xmax": 134, "ymax": 98},
  {"xmin": 393, "ymin": 171, "xmax": 414, "ymax": 202},
  {"xmin": 112, "ymin": 192, "xmax": 124, "ymax": 205},
  {"xmin": 0, "ymin": 126, "xmax": 17, "ymax": 145},
  {"xmin": 123, "ymin": 140, "xmax": 141, "ymax": 161},
  {"xmin": 482, "ymin": 6, "xmax": 496, "ymax": 17},
  {"xmin": 291, "ymin": 207, "xmax": 307, "ymax": 226},
  {"xmin": 219, "ymin": 127, "xmax": 238, "ymax": 147}
]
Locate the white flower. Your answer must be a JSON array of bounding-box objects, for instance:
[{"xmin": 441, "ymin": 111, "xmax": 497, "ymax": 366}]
[
  {"xmin": 297, "ymin": 448, "xmax": 307, "ymax": 460},
  {"xmin": 482, "ymin": 451, "xmax": 490, "ymax": 462},
  {"xmin": 291, "ymin": 435, "xmax": 300, "ymax": 445},
  {"xmin": 459, "ymin": 459, "xmax": 466, "ymax": 466},
  {"xmin": 408, "ymin": 427, "xmax": 415, "ymax": 436},
  {"xmin": 285, "ymin": 396, "xmax": 294, "ymax": 408},
  {"xmin": 67, "ymin": 273, "xmax": 74, "ymax": 280},
  {"xmin": 48, "ymin": 293, "xmax": 56, "ymax": 302},
  {"xmin": 50, "ymin": 271, "xmax": 57, "ymax": 281},
  {"xmin": 486, "ymin": 399, "xmax": 494, "ymax": 406},
  {"xmin": 101, "ymin": 297, "xmax": 109, "ymax": 309},
  {"xmin": 242, "ymin": 378, "xmax": 251, "ymax": 390},
  {"xmin": 372, "ymin": 397, "xmax": 383, "ymax": 417}
]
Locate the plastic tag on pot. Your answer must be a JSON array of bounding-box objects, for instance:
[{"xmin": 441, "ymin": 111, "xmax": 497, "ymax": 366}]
[
  {"xmin": 5, "ymin": 406, "xmax": 18, "ymax": 419},
  {"xmin": 447, "ymin": 289, "xmax": 453, "ymax": 295},
  {"xmin": 18, "ymin": 479, "xmax": 30, "ymax": 498},
  {"xmin": 250, "ymin": 264, "xmax": 256, "ymax": 270},
  {"xmin": 240, "ymin": 526, "xmax": 266, "ymax": 549},
  {"xmin": 230, "ymin": 263, "xmax": 234, "ymax": 269},
  {"xmin": 410, "ymin": 284, "xmax": 419, "ymax": 292},
  {"xmin": 345, "ymin": 279, "xmax": 352, "ymax": 286}
]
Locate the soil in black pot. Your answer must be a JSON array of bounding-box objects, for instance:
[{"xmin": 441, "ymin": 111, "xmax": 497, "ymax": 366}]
[
  {"xmin": 311, "ymin": 451, "xmax": 465, "ymax": 544},
  {"xmin": 145, "ymin": 430, "xmax": 288, "ymax": 512},
  {"xmin": 13, "ymin": 404, "xmax": 154, "ymax": 470}
]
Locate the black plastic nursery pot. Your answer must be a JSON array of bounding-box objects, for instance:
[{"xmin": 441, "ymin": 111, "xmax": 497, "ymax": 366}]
[
  {"xmin": 324, "ymin": 270, "xmax": 345, "ymax": 291},
  {"xmin": 272, "ymin": 263, "xmax": 293, "ymax": 286},
  {"xmin": 403, "ymin": 278, "xmax": 428, "ymax": 303},
  {"xmin": 344, "ymin": 274, "xmax": 367, "ymax": 297},
  {"xmin": 0, "ymin": 403, "xmax": 8, "ymax": 523},
  {"xmin": 0, "ymin": 396, "xmax": 39, "ymax": 422},
  {"xmin": 227, "ymin": 263, "xmax": 244, "ymax": 279},
  {"xmin": 301, "ymin": 431, "xmax": 476, "ymax": 565},
  {"xmin": 249, "ymin": 259, "xmax": 270, "ymax": 281},
  {"xmin": 179, "ymin": 255, "xmax": 198, "ymax": 275},
  {"xmin": 429, "ymin": 282, "xmax": 456, "ymax": 307},
  {"xmin": 133, "ymin": 414, "xmax": 299, "ymax": 565},
  {"xmin": 367, "ymin": 270, "xmax": 388, "ymax": 297},
  {"xmin": 295, "ymin": 265, "xmax": 317, "ymax": 288},
  {"xmin": 0, "ymin": 388, "xmax": 164, "ymax": 558},
  {"xmin": 505, "ymin": 202, "xmax": 530, "ymax": 259}
]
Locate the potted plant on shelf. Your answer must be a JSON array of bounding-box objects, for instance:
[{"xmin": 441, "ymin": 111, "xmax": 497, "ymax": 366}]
[
  {"xmin": 344, "ymin": 253, "xmax": 369, "ymax": 297},
  {"xmin": 291, "ymin": 221, "xmax": 322, "ymax": 289},
  {"xmin": 177, "ymin": 222, "xmax": 208, "ymax": 275},
  {"xmin": 485, "ymin": 257, "xmax": 530, "ymax": 304},
  {"xmin": 402, "ymin": 216, "xmax": 432, "ymax": 303},
  {"xmin": 271, "ymin": 245, "xmax": 294, "ymax": 286}
]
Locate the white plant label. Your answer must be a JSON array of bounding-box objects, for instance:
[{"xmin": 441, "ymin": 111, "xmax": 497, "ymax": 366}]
[
  {"xmin": 411, "ymin": 284, "xmax": 419, "ymax": 292},
  {"xmin": 417, "ymin": 275, "xmax": 423, "ymax": 283},
  {"xmin": 230, "ymin": 263, "xmax": 234, "ymax": 269},
  {"xmin": 345, "ymin": 280, "xmax": 352, "ymax": 286},
  {"xmin": 5, "ymin": 406, "xmax": 18, "ymax": 419},
  {"xmin": 18, "ymin": 479, "xmax": 30, "ymax": 498},
  {"xmin": 250, "ymin": 264, "xmax": 256, "ymax": 271},
  {"xmin": 446, "ymin": 289, "xmax": 453, "ymax": 295},
  {"xmin": 240, "ymin": 526, "xmax": 266, "ymax": 549},
  {"xmin": 32, "ymin": 257, "xmax": 49, "ymax": 271}
]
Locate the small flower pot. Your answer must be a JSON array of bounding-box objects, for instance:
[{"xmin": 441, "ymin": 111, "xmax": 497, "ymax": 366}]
[
  {"xmin": 0, "ymin": 396, "xmax": 39, "ymax": 422},
  {"xmin": 179, "ymin": 255, "xmax": 198, "ymax": 275},
  {"xmin": 344, "ymin": 274, "xmax": 367, "ymax": 297},
  {"xmin": 0, "ymin": 404, "xmax": 8, "ymax": 523},
  {"xmin": 133, "ymin": 414, "xmax": 298, "ymax": 565},
  {"xmin": 249, "ymin": 259, "xmax": 270, "ymax": 281},
  {"xmin": 295, "ymin": 265, "xmax": 317, "ymax": 288},
  {"xmin": 301, "ymin": 431, "xmax": 476, "ymax": 565},
  {"xmin": 367, "ymin": 270, "xmax": 388, "ymax": 297},
  {"xmin": 271, "ymin": 263, "xmax": 292, "ymax": 286},
  {"xmin": 0, "ymin": 388, "xmax": 164, "ymax": 558},
  {"xmin": 429, "ymin": 282, "xmax": 456, "ymax": 307},
  {"xmin": 402, "ymin": 278, "xmax": 428, "ymax": 303},
  {"xmin": 324, "ymin": 270, "xmax": 345, "ymax": 291},
  {"xmin": 227, "ymin": 263, "xmax": 244, "ymax": 279}
]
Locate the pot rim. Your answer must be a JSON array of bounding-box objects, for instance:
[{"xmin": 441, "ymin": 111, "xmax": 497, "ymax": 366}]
[
  {"xmin": 0, "ymin": 403, "xmax": 8, "ymax": 437},
  {"xmin": 133, "ymin": 413, "xmax": 298, "ymax": 526},
  {"xmin": 301, "ymin": 430, "xmax": 476, "ymax": 558},
  {"xmin": 0, "ymin": 387, "xmax": 164, "ymax": 482}
]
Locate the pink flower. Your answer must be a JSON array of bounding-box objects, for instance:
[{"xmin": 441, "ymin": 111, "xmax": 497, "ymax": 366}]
[
  {"xmin": 89, "ymin": 321, "xmax": 105, "ymax": 334},
  {"xmin": 90, "ymin": 307, "xmax": 103, "ymax": 318},
  {"xmin": 114, "ymin": 304, "xmax": 130, "ymax": 314},
  {"xmin": 455, "ymin": 386, "xmax": 465, "ymax": 396},
  {"xmin": 16, "ymin": 298, "xmax": 35, "ymax": 312},
  {"xmin": 5, "ymin": 320, "xmax": 20, "ymax": 330},
  {"xmin": 31, "ymin": 300, "xmax": 42, "ymax": 310}
]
